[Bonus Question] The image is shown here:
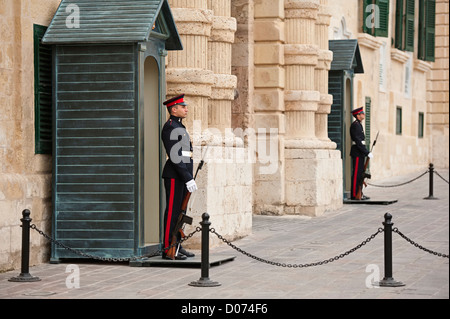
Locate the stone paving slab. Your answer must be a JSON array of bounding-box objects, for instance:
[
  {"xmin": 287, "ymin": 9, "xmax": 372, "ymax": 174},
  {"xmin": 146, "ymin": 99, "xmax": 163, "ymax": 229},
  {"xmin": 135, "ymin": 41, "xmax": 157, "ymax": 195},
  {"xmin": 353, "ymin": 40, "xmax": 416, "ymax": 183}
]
[{"xmin": 0, "ymin": 169, "xmax": 448, "ymax": 307}]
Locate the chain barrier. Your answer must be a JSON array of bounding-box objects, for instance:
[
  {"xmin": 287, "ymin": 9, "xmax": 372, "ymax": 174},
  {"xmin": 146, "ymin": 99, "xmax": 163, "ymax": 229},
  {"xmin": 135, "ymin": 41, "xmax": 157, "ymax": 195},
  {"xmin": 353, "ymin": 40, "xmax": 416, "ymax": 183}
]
[
  {"xmin": 30, "ymin": 224, "xmax": 201, "ymax": 262},
  {"xmin": 32, "ymin": 221, "xmax": 448, "ymax": 265},
  {"xmin": 27, "ymin": 218, "xmax": 450, "ymax": 270},
  {"xmin": 367, "ymin": 170, "xmax": 429, "ymax": 188},
  {"xmin": 210, "ymin": 227, "xmax": 384, "ymax": 268},
  {"xmin": 434, "ymin": 170, "xmax": 449, "ymax": 184},
  {"xmin": 393, "ymin": 227, "xmax": 449, "ymax": 259}
]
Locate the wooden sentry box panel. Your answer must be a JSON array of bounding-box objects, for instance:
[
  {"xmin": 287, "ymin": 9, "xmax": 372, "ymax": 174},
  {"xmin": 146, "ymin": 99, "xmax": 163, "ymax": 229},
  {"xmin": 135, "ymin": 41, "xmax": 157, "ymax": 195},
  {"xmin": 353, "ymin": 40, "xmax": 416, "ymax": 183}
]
[{"xmin": 53, "ymin": 45, "xmax": 138, "ymax": 259}]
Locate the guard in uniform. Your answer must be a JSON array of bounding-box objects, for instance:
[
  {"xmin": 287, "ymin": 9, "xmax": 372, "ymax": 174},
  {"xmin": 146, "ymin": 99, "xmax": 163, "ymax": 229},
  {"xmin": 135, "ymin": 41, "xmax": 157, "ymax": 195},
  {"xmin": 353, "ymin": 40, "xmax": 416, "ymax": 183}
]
[
  {"xmin": 350, "ymin": 107, "xmax": 373, "ymax": 200},
  {"xmin": 161, "ymin": 94, "xmax": 197, "ymax": 260}
]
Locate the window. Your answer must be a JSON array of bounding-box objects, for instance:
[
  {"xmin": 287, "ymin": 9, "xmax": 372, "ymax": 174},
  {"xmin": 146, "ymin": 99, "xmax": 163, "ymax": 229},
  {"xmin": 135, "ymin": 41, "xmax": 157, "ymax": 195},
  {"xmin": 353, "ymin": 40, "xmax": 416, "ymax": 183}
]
[
  {"xmin": 363, "ymin": 0, "xmax": 390, "ymax": 38},
  {"xmin": 418, "ymin": 0, "xmax": 436, "ymax": 61},
  {"xmin": 396, "ymin": 107, "xmax": 403, "ymax": 135},
  {"xmin": 418, "ymin": 112, "xmax": 424, "ymax": 138},
  {"xmin": 34, "ymin": 24, "xmax": 52, "ymax": 155},
  {"xmin": 395, "ymin": 0, "xmax": 415, "ymax": 52}
]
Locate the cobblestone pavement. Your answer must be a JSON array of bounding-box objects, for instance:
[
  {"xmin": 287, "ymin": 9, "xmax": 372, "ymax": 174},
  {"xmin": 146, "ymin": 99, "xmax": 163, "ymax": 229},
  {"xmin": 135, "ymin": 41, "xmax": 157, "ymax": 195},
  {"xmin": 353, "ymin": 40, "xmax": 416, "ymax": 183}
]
[{"xmin": 0, "ymin": 169, "xmax": 448, "ymax": 304}]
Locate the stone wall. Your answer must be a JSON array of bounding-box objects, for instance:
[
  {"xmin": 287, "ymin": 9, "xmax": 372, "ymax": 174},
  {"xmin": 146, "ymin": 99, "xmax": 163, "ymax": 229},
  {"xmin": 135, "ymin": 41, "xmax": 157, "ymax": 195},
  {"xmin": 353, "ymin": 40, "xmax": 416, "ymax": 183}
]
[
  {"xmin": 428, "ymin": 0, "xmax": 449, "ymax": 168},
  {"xmin": 0, "ymin": 0, "xmax": 60, "ymax": 272}
]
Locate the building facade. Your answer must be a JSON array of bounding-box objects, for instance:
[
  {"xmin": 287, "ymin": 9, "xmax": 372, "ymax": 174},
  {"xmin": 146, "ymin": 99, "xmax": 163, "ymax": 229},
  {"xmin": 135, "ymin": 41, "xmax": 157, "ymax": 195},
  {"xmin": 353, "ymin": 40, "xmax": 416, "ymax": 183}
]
[{"xmin": 0, "ymin": 0, "xmax": 448, "ymax": 271}]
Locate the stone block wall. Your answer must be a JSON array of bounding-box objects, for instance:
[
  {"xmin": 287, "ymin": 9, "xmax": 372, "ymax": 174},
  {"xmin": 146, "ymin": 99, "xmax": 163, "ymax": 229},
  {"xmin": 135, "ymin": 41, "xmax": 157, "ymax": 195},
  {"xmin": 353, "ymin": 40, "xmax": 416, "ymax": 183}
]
[
  {"xmin": 428, "ymin": 0, "xmax": 449, "ymax": 168},
  {"xmin": 0, "ymin": 0, "xmax": 60, "ymax": 272}
]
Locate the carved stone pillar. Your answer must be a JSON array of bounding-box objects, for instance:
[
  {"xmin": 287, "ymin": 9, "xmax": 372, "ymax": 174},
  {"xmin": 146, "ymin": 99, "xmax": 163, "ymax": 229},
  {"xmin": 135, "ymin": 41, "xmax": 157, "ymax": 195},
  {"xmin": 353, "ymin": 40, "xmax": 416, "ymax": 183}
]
[
  {"xmin": 167, "ymin": 0, "xmax": 214, "ymax": 129},
  {"xmin": 315, "ymin": 0, "xmax": 333, "ymax": 142},
  {"xmin": 207, "ymin": 0, "xmax": 237, "ymax": 132},
  {"xmin": 283, "ymin": 0, "xmax": 342, "ymax": 216},
  {"xmin": 253, "ymin": 0, "xmax": 286, "ymax": 215},
  {"xmin": 231, "ymin": 0, "xmax": 255, "ymax": 131},
  {"xmin": 284, "ymin": 0, "xmax": 320, "ymax": 142}
]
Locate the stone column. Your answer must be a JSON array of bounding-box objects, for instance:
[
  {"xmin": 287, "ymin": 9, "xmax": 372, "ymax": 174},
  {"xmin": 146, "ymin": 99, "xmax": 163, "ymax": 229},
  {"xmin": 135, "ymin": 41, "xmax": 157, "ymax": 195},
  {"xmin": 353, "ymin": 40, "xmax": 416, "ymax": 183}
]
[
  {"xmin": 284, "ymin": 0, "xmax": 320, "ymax": 143},
  {"xmin": 167, "ymin": 0, "xmax": 214, "ymax": 129},
  {"xmin": 283, "ymin": 0, "xmax": 342, "ymax": 216},
  {"xmin": 253, "ymin": 0, "xmax": 286, "ymax": 215},
  {"xmin": 207, "ymin": 0, "xmax": 237, "ymax": 132},
  {"xmin": 315, "ymin": 0, "xmax": 333, "ymax": 142},
  {"xmin": 231, "ymin": 0, "xmax": 255, "ymax": 131}
]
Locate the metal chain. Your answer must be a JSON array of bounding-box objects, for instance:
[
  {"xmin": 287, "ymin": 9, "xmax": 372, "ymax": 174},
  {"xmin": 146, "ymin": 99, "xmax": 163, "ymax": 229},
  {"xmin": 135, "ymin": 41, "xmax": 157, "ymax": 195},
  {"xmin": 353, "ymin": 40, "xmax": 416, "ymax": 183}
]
[
  {"xmin": 434, "ymin": 170, "xmax": 449, "ymax": 184},
  {"xmin": 30, "ymin": 224, "xmax": 201, "ymax": 262},
  {"xmin": 393, "ymin": 227, "xmax": 449, "ymax": 259},
  {"xmin": 367, "ymin": 170, "xmax": 429, "ymax": 188},
  {"xmin": 209, "ymin": 227, "xmax": 384, "ymax": 268}
]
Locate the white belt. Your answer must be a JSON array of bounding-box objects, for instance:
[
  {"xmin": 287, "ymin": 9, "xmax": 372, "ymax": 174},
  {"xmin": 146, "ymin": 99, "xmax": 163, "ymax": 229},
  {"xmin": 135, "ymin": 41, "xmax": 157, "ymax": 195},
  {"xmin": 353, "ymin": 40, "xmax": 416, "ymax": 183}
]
[
  {"xmin": 182, "ymin": 151, "xmax": 193, "ymax": 158},
  {"xmin": 352, "ymin": 141, "xmax": 366, "ymax": 145}
]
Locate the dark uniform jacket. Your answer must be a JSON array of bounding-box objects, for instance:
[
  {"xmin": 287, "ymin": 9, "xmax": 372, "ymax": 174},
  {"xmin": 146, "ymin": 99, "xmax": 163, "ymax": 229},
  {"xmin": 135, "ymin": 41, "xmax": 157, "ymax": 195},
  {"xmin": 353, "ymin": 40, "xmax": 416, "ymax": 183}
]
[
  {"xmin": 350, "ymin": 119, "xmax": 369, "ymax": 158},
  {"xmin": 161, "ymin": 115, "xmax": 194, "ymax": 183}
]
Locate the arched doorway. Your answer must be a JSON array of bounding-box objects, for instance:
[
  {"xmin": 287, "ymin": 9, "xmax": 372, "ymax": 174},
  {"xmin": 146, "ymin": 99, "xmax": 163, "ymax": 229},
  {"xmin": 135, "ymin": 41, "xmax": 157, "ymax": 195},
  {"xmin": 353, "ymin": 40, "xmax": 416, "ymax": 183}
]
[{"xmin": 143, "ymin": 56, "xmax": 161, "ymax": 245}]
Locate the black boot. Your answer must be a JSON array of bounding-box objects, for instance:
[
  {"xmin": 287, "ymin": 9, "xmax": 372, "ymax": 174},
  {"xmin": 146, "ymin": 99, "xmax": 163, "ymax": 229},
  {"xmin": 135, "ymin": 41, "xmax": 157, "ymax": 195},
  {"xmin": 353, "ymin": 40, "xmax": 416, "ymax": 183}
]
[{"xmin": 179, "ymin": 246, "xmax": 195, "ymax": 258}]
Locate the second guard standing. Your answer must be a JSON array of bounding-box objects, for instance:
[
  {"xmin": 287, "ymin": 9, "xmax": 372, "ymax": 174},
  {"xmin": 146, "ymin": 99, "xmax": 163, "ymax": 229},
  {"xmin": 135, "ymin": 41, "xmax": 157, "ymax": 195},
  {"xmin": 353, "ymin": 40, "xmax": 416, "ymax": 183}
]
[{"xmin": 349, "ymin": 107, "xmax": 373, "ymax": 200}]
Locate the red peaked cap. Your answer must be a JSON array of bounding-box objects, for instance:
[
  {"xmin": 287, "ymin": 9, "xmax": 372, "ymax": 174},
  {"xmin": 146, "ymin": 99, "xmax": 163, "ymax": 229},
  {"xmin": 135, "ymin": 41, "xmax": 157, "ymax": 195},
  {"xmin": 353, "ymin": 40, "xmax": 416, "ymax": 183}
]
[
  {"xmin": 351, "ymin": 107, "xmax": 365, "ymax": 117},
  {"xmin": 163, "ymin": 94, "xmax": 187, "ymax": 108}
]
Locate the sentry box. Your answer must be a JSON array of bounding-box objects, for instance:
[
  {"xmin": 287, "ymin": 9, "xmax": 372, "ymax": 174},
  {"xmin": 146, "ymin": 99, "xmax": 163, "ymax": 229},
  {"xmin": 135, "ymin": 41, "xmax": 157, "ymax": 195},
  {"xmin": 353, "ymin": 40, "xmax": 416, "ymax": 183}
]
[{"xmin": 42, "ymin": 0, "xmax": 183, "ymax": 262}]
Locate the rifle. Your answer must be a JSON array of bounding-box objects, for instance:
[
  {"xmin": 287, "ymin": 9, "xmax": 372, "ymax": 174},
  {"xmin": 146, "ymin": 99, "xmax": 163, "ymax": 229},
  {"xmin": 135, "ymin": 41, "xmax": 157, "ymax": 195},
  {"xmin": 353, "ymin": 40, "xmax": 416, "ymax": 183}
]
[
  {"xmin": 166, "ymin": 149, "xmax": 207, "ymax": 260},
  {"xmin": 356, "ymin": 131, "xmax": 379, "ymax": 200}
]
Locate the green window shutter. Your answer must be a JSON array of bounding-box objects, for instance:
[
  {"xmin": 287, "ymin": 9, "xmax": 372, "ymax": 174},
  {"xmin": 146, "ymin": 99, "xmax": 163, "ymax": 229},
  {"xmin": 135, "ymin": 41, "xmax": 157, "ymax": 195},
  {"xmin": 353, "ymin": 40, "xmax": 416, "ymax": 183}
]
[
  {"xmin": 419, "ymin": 0, "xmax": 436, "ymax": 61},
  {"xmin": 419, "ymin": 0, "xmax": 426, "ymax": 58},
  {"xmin": 363, "ymin": 0, "xmax": 374, "ymax": 35},
  {"xmin": 404, "ymin": 0, "xmax": 415, "ymax": 52},
  {"xmin": 425, "ymin": 0, "xmax": 436, "ymax": 61},
  {"xmin": 395, "ymin": 0, "xmax": 404, "ymax": 49},
  {"xmin": 375, "ymin": 0, "xmax": 390, "ymax": 37},
  {"xmin": 34, "ymin": 24, "xmax": 53, "ymax": 155}
]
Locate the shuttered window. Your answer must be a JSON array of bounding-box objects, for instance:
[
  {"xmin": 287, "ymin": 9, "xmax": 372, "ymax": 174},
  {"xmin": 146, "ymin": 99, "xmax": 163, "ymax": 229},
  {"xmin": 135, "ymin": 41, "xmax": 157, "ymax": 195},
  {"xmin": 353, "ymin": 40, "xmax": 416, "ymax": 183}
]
[
  {"xmin": 404, "ymin": 0, "xmax": 415, "ymax": 51},
  {"xmin": 395, "ymin": 0, "xmax": 404, "ymax": 49},
  {"xmin": 377, "ymin": 0, "xmax": 390, "ymax": 37},
  {"xmin": 363, "ymin": 0, "xmax": 390, "ymax": 38},
  {"xmin": 395, "ymin": 0, "xmax": 415, "ymax": 52},
  {"xmin": 419, "ymin": 0, "xmax": 436, "ymax": 61},
  {"xmin": 34, "ymin": 24, "xmax": 53, "ymax": 154}
]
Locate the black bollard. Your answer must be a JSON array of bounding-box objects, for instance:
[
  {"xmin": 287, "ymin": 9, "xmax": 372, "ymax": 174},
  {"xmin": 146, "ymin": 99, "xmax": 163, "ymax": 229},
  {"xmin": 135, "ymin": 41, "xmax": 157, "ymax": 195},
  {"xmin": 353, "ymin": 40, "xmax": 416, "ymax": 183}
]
[
  {"xmin": 377, "ymin": 213, "xmax": 404, "ymax": 287},
  {"xmin": 9, "ymin": 209, "xmax": 41, "ymax": 282},
  {"xmin": 189, "ymin": 213, "xmax": 221, "ymax": 287},
  {"xmin": 424, "ymin": 163, "xmax": 438, "ymax": 200}
]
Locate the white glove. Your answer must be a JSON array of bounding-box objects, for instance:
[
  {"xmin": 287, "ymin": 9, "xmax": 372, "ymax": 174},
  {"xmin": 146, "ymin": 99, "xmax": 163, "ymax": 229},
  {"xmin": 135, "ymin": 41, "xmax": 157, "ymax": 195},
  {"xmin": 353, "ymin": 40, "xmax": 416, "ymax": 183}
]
[
  {"xmin": 368, "ymin": 152, "xmax": 374, "ymax": 159},
  {"xmin": 186, "ymin": 179, "xmax": 198, "ymax": 193}
]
